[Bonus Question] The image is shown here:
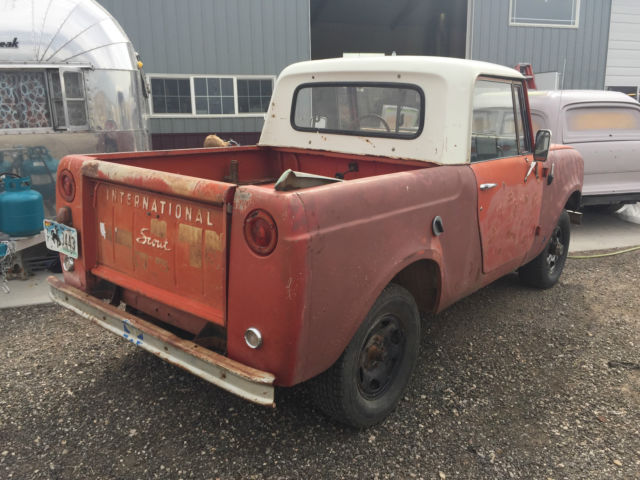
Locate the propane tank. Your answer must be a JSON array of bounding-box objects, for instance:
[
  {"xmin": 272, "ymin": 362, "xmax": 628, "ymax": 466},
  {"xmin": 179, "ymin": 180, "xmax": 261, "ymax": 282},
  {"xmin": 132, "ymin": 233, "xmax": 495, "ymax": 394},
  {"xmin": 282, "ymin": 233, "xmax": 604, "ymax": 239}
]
[{"xmin": 0, "ymin": 175, "xmax": 45, "ymax": 237}]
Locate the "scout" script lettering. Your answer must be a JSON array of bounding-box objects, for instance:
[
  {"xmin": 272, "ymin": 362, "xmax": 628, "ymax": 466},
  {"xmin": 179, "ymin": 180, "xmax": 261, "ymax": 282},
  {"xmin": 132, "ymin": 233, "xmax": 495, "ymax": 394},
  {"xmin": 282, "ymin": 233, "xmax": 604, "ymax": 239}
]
[{"xmin": 136, "ymin": 228, "xmax": 171, "ymax": 251}]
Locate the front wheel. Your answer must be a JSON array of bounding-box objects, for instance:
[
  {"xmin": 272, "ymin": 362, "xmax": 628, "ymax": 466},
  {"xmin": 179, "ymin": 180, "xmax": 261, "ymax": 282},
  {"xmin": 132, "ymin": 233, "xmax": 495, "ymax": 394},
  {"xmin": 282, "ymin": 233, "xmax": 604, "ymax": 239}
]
[
  {"xmin": 519, "ymin": 210, "xmax": 570, "ymax": 289},
  {"xmin": 311, "ymin": 284, "xmax": 420, "ymax": 428}
]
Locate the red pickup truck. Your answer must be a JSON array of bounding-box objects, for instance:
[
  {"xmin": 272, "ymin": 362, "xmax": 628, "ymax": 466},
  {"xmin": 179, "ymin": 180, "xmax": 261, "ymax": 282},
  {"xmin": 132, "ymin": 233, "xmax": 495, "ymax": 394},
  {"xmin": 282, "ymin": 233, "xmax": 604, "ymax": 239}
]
[{"xmin": 46, "ymin": 57, "xmax": 583, "ymax": 427}]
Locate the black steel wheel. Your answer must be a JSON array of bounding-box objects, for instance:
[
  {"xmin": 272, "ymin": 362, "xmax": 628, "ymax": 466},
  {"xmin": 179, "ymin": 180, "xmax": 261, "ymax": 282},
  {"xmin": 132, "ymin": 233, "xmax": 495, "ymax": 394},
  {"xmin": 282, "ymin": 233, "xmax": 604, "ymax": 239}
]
[
  {"xmin": 519, "ymin": 210, "xmax": 570, "ymax": 289},
  {"xmin": 311, "ymin": 283, "xmax": 420, "ymax": 428}
]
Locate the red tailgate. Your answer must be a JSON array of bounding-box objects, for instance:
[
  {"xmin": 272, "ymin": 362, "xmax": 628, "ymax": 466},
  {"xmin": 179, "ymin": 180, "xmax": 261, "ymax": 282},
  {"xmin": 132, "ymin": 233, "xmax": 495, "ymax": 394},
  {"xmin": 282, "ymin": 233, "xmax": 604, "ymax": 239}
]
[{"xmin": 84, "ymin": 164, "xmax": 234, "ymax": 327}]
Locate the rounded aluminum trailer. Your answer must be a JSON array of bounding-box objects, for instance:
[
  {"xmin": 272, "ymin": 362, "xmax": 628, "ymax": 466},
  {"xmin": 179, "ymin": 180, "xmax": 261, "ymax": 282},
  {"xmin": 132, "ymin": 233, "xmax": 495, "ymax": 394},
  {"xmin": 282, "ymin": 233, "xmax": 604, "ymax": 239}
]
[{"xmin": 0, "ymin": 0, "xmax": 150, "ymax": 215}]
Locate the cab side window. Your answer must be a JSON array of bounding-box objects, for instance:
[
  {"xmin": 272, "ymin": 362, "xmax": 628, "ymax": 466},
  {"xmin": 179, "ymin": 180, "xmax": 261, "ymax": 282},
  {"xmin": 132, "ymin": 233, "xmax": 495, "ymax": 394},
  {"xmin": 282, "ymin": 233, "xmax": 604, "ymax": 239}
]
[
  {"xmin": 471, "ymin": 79, "xmax": 529, "ymax": 162},
  {"xmin": 513, "ymin": 84, "xmax": 531, "ymax": 153}
]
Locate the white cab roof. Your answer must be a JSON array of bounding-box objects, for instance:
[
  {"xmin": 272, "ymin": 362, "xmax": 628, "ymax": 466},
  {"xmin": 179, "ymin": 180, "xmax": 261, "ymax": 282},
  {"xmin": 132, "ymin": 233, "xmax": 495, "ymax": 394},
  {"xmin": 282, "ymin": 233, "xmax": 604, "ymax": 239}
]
[{"xmin": 259, "ymin": 56, "xmax": 524, "ymax": 165}]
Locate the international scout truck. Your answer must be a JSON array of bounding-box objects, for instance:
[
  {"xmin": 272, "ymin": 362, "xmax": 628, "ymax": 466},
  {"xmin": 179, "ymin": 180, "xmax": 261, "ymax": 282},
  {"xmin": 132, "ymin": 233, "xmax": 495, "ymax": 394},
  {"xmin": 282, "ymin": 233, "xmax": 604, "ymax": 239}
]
[{"xmin": 46, "ymin": 57, "xmax": 583, "ymax": 427}]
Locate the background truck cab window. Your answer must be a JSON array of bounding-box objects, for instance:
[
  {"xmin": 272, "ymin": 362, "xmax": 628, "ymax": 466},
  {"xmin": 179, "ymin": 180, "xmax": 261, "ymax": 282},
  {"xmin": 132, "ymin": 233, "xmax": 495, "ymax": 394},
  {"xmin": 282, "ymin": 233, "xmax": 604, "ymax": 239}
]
[
  {"xmin": 292, "ymin": 83, "xmax": 423, "ymax": 139},
  {"xmin": 564, "ymin": 106, "xmax": 640, "ymax": 142}
]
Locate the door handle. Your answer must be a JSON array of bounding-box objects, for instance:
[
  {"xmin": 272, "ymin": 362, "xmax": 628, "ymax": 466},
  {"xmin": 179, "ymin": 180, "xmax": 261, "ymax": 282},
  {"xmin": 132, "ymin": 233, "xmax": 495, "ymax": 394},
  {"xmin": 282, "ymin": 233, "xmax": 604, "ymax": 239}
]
[{"xmin": 480, "ymin": 183, "xmax": 498, "ymax": 191}]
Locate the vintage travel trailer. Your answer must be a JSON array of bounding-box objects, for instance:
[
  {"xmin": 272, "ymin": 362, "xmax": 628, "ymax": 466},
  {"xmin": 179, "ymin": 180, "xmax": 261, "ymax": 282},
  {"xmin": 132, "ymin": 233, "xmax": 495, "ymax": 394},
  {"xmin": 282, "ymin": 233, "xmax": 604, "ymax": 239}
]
[{"xmin": 0, "ymin": 0, "xmax": 149, "ymax": 216}]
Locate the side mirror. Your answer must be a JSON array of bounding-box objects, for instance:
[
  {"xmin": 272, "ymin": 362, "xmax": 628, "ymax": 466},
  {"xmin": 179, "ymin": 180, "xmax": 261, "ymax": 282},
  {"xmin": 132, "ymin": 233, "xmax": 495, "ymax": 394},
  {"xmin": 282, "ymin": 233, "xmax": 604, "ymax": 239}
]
[{"xmin": 534, "ymin": 129, "xmax": 552, "ymax": 162}]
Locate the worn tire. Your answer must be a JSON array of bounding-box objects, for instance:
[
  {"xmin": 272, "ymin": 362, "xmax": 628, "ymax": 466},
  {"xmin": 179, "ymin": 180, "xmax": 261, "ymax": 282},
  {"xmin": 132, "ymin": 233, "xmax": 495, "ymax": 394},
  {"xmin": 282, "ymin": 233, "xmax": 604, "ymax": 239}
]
[
  {"xmin": 519, "ymin": 210, "xmax": 570, "ymax": 289},
  {"xmin": 311, "ymin": 283, "xmax": 420, "ymax": 428}
]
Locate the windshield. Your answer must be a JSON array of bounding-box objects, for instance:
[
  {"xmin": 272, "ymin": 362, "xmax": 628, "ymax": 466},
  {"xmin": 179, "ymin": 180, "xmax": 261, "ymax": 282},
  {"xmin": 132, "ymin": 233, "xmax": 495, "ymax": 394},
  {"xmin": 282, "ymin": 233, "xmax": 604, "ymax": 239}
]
[{"xmin": 292, "ymin": 83, "xmax": 424, "ymax": 139}]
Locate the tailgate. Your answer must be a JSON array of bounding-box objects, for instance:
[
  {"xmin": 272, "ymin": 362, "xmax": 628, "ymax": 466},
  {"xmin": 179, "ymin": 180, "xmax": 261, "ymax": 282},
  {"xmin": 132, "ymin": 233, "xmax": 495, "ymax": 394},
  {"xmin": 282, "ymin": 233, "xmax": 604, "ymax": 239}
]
[{"xmin": 84, "ymin": 163, "xmax": 234, "ymax": 327}]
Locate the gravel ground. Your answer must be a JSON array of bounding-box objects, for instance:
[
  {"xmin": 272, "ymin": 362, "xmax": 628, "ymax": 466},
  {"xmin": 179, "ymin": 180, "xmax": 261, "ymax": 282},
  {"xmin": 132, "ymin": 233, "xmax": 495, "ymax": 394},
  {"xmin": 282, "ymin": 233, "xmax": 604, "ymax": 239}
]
[{"xmin": 1, "ymin": 252, "xmax": 639, "ymax": 480}]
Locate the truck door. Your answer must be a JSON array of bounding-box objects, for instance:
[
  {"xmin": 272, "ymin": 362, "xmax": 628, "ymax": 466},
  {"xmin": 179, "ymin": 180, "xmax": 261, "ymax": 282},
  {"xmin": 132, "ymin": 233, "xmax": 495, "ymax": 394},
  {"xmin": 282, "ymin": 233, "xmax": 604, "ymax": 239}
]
[{"xmin": 470, "ymin": 79, "xmax": 544, "ymax": 274}]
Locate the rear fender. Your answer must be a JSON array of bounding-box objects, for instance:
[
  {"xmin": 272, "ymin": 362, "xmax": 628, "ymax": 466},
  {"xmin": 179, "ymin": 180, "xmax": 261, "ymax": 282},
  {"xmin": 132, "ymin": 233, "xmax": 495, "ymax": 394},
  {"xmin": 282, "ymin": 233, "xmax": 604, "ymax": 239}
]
[{"xmin": 288, "ymin": 165, "xmax": 482, "ymax": 384}]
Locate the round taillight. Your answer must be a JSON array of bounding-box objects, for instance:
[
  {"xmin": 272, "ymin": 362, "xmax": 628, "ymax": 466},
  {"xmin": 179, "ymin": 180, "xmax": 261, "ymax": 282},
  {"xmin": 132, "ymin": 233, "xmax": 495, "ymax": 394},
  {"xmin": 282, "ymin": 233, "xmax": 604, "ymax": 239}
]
[
  {"xmin": 244, "ymin": 209, "xmax": 278, "ymax": 256},
  {"xmin": 59, "ymin": 169, "xmax": 76, "ymax": 202}
]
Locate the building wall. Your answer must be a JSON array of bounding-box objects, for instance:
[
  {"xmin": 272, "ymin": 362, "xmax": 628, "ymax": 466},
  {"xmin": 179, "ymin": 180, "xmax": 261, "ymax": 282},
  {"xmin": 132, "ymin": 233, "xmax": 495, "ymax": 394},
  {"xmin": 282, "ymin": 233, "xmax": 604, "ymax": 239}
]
[
  {"xmin": 469, "ymin": 0, "xmax": 612, "ymax": 89},
  {"xmin": 98, "ymin": 0, "xmax": 311, "ymax": 144},
  {"xmin": 605, "ymin": 0, "xmax": 640, "ymax": 97}
]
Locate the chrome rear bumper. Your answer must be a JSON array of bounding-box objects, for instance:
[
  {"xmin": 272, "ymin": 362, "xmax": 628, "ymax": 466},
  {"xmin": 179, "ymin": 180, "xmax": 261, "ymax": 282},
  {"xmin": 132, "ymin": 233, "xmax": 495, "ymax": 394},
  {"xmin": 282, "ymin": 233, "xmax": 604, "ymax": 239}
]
[{"xmin": 48, "ymin": 276, "xmax": 275, "ymax": 406}]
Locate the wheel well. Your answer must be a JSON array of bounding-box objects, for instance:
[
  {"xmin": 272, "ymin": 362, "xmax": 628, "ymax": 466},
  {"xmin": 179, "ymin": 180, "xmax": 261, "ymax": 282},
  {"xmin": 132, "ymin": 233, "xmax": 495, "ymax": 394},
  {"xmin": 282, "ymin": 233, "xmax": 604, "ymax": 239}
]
[
  {"xmin": 391, "ymin": 259, "xmax": 440, "ymax": 314},
  {"xmin": 565, "ymin": 190, "xmax": 581, "ymax": 211}
]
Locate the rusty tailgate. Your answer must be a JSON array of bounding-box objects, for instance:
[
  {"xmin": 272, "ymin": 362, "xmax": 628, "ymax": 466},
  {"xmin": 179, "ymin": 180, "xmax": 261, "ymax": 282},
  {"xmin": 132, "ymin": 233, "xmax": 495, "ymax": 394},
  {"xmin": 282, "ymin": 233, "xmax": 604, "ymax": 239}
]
[{"xmin": 83, "ymin": 161, "xmax": 234, "ymax": 327}]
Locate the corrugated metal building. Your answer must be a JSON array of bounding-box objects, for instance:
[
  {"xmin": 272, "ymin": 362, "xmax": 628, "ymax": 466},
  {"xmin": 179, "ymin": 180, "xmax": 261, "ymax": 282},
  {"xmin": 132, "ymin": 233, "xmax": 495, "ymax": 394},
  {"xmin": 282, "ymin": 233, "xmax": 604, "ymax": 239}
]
[
  {"xmin": 96, "ymin": 0, "xmax": 626, "ymax": 149},
  {"xmin": 605, "ymin": 0, "xmax": 640, "ymax": 99},
  {"xmin": 468, "ymin": 0, "xmax": 612, "ymax": 90},
  {"xmin": 98, "ymin": 0, "xmax": 311, "ymax": 148}
]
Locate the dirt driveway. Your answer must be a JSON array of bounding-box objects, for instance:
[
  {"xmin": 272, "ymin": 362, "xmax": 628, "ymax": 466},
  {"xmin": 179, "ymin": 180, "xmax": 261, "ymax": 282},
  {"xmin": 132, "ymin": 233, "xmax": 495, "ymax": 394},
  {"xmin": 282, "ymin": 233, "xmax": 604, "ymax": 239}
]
[{"xmin": 1, "ymin": 251, "xmax": 639, "ymax": 479}]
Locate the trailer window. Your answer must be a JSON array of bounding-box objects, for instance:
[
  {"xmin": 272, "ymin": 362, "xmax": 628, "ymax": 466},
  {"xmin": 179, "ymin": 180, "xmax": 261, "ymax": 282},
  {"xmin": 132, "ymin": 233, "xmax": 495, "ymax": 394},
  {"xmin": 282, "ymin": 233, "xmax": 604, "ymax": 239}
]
[
  {"xmin": 0, "ymin": 71, "xmax": 52, "ymax": 129},
  {"xmin": 291, "ymin": 83, "xmax": 424, "ymax": 139},
  {"xmin": 64, "ymin": 72, "xmax": 87, "ymax": 126},
  {"xmin": 47, "ymin": 70, "xmax": 88, "ymax": 130}
]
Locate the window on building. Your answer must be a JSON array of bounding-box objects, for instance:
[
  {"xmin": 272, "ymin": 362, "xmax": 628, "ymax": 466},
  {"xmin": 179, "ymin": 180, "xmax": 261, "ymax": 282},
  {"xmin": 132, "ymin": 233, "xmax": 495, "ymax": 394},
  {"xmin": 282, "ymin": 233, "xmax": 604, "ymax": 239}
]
[
  {"xmin": 194, "ymin": 77, "xmax": 235, "ymax": 114},
  {"xmin": 151, "ymin": 78, "xmax": 192, "ymax": 114},
  {"xmin": 149, "ymin": 75, "xmax": 275, "ymax": 116},
  {"xmin": 510, "ymin": 0, "xmax": 580, "ymax": 28},
  {"xmin": 471, "ymin": 79, "xmax": 530, "ymax": 162},
  {"xmin": 237, "ymin": 79, "xmax": 273, "ymax": 113}
]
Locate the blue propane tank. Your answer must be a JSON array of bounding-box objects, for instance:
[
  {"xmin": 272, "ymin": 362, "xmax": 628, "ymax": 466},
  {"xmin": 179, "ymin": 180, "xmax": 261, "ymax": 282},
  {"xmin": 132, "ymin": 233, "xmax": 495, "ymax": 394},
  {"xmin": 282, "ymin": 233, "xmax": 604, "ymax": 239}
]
[{"xmin": 0, "ymin": 176, "xmax": 45, "ymax": 237}]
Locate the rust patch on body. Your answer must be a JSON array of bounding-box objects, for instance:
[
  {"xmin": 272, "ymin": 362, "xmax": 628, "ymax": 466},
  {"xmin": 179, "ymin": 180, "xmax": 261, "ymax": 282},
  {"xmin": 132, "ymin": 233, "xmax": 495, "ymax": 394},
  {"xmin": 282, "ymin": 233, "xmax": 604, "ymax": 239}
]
[
  {"xmin": 179, "ymin": 224, "xmax": 203, "ymax": 268},
  {"xmin": 115, "ymin": 228, "xmax": 132, "ymax": 247},
  {"xmin": 205, "ymin": 230, "xmax": 224, "ymax": 253},
  {"xmin": 234, "ymin": 190, "xmax": 252, "ymax": 212},
  {"xmin": 135, "ymin": 251, "xmax": 149, "ymax": 270},
  {"xmin": 155, "ymin": 257, "xmax": 169, "ymax": 271},
  {"xmin": 151, "ymin": 219, "xmax": 168, "ymax": 238}
]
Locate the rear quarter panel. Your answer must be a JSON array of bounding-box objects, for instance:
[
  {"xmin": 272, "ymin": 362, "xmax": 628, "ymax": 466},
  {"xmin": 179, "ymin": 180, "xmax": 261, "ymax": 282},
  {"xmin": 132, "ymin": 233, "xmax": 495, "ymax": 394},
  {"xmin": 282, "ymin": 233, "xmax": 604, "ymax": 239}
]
[
  {"xmin": 226, "ymin": 165, "xmax": 483, "ymax": 385},
  {"xmin": 296, "ymin": 165, "xmax": 484, "ymax": 381}
]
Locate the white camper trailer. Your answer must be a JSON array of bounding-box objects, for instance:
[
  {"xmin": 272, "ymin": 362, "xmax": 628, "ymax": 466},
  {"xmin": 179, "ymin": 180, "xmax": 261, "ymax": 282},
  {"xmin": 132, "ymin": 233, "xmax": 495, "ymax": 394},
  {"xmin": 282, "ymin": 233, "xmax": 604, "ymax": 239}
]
[{"xmin": 0, "ymin": 0, "xmax": 150, "ymax": 215}]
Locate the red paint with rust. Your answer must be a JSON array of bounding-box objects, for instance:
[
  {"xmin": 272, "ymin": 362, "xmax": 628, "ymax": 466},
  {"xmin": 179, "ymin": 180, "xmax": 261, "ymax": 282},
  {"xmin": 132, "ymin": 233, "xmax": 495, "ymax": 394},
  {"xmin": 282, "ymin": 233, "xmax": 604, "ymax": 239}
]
[
  {"xmin": 53, "ymin": 142, "xmax": 582, "ymax": 387},
  {"xmin": 53, "ymin": 143, "xmax": 582, "ymax": 392},
  {"xmin": 471, "ymin": 154, "xmax": 544, "ymax": 273}
]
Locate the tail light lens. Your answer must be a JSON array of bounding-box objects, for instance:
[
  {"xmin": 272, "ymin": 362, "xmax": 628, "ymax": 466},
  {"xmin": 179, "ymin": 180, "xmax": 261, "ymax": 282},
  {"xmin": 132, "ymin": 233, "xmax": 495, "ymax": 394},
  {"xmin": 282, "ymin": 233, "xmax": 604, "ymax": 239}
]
[
  {"xmin": 59, "ymin": 169, "xmax": 76, "ymax": 202},
  {"xmin": 244, "ymin": 209, "xmax": 278, "ymax": 256}
]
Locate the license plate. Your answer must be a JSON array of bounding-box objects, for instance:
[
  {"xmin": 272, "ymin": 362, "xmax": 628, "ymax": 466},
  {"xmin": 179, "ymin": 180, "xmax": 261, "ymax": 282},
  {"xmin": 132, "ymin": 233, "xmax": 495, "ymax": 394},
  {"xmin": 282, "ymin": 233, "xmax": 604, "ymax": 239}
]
[{"xmin": 43, "ymin": 219, "xmax": 78, "ymax": 259}]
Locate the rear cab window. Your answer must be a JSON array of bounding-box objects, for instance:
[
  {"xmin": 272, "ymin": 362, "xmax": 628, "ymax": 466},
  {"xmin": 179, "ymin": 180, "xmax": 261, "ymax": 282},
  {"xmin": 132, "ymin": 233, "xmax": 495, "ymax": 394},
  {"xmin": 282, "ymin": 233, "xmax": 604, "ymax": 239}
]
[
  {"xmin": 291, "ymin": 83, "xmax": 424, "ymax": 139},
  {"xmin": 471, "ymin": 78, "xmax": 531, "ymax": 162},
  {"xmin": 563, "ymin": 105, "xmax": 640, "ymax": 143}
]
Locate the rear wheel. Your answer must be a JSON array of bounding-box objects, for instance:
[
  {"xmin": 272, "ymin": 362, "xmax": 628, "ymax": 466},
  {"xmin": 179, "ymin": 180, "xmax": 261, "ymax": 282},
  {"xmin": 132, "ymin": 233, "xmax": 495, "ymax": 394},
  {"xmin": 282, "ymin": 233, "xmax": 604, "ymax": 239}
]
[
  {"xmin": 311, "ymin": 284, "xmax": 420, "ymax": 428},
  {"xmin": 519, "ymin": 210, "xmax": 570, "ymax": 289}
]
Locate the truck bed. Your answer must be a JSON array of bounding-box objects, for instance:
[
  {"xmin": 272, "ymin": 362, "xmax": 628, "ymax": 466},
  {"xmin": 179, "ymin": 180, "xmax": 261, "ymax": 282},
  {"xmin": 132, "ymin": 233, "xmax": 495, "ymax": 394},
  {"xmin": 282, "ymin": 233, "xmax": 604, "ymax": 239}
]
[
  {"xmin": 65, "ymin": 146, "xmax": 433, "ymax": 347},
  {"xmin": 94, "ymin": 145, "xmax": 430, "ymax": 185}
]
